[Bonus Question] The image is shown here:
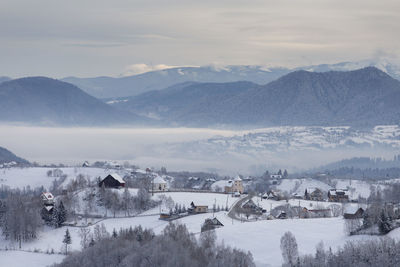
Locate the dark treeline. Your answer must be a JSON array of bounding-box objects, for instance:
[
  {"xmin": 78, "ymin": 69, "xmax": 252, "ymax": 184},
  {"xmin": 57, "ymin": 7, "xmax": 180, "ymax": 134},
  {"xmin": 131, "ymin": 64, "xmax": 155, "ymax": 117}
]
[{"xmin": 54, "ymin": 223, "xmax": 255, "ymax": 267}]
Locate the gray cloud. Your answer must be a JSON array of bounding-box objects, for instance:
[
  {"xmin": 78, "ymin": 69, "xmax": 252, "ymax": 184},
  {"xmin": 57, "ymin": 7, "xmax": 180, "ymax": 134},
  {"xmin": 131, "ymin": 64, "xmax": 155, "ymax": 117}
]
[{"xmin": 0, "ymin": 0, "xmax": 399, "ymax": 77}]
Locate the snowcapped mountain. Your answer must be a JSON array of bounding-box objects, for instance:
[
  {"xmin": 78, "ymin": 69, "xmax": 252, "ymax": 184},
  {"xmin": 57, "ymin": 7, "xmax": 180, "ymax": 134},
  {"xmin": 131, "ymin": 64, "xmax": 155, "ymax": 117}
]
[{"xmin": 62, "ymin": 59, "xmax": 400, "ymax": 99}]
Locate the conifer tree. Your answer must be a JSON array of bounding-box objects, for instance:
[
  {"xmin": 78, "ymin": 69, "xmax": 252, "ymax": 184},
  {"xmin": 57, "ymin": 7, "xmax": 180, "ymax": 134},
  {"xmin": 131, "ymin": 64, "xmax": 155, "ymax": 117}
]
[{"xmin": 63, "ymin": 229, "xmax": 72, "ymax": 254}]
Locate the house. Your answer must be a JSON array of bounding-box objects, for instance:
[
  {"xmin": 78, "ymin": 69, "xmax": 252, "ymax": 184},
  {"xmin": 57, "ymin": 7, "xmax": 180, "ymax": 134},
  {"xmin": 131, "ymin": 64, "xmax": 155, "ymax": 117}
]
[
  {"xmin": 40, "ymin": 192, "xmax": 55, "ymax": 222},
  {"xmin": 276, "ymin": 210, "xmax": 287, "ymax": 219},
  {"xmin": 224, "ymin": 175, "xmax": 244, "ymax": 194},
  {"xmin": 242, "ymin": 199, "xmax": 258, "ymax": 210},
  {"xmin": 328, "ymin": 189, "xmax": 349, "ymax": 202},
  {"xmin": 82, "ymin": 161, "xmax": 90, "ymax": 167},
  {"xmin": 304, "ymin": 187, "xmax": 323, "ymax": 201},
  {"xmin": 242, "ymin": 199, "xmax": 263, "ymax": 214},
  {"xmin": 152, "ymin": 176, "xmax": 168, "ymax": 192},
  {"xmin": 188, "ymin": 202, "xmax": 208, "ymax": 214},
  {"xmin": 201, "ymin": 217, "xmax": 224, "ymax": 232},
  {"xmin": 262, "ymin": 190, "xmax": 284, "ymax": 200},
  {"xmin": 301, "ymin": 207, "xmax": 332, "ymax": 218},
  {"xmin": 292, "ymin": 192, "xmax": 303, "ymax": 199},
  {"xmin": 271, "ymin": 174, "xmax": 282, "ymax": 179},
  {"xmin": 343, "ymin": 206, "xmax": 364, "ymax": 219},
  {"xmin": 41, "ymin": 192, "xmax": 55, "ymax": 205},
  {"xmin": 98, "ymin": 173, "xmax": 125, "ymax": 188},
  {"xmin": 159, "ymin": 212, "xmax": 172, "ymax": 220}
]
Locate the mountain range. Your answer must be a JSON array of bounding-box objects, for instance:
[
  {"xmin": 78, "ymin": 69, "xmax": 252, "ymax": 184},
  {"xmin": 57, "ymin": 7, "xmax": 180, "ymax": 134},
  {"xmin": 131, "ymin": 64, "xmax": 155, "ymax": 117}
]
[
  {"xmin": 111, "ymin": 67, "xmax": 400, "ymax": 127},
  {"xmin": 62, "ymin": 60, "xmax": 400, "ymax": 99},
  {"xmin": 0, "ymin": 77, "xmax": 147, "ymax": 126},
  {"xmin": 0, "ymin": 66, "xmax": 399, "ymax": 127}
]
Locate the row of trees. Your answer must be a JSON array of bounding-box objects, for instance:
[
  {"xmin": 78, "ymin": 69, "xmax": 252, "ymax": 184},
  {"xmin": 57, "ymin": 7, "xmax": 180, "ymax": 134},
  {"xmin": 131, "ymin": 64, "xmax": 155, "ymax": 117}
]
[
  {"xmin": 281, "ymin": 231, "xmax": 400, "ymax": 267},
  {"xmin": 0, "ymin": 186, "xmax": 43, "ymax": 248},
  {"xmin": 56, "ymin": 223, "xmax": 255, "ymax": 267}
]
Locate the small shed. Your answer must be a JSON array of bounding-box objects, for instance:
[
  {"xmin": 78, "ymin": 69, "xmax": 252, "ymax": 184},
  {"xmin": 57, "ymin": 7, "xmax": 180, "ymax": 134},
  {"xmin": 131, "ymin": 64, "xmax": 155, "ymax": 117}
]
[
  {"xmin": 344, "ymin": 207, "xmax": 364, "ymax": 219},
  {"xmin": 201, "ymin": 217, "xmax": 224, "ymax": 232},
  {"xmin": 98, "ymin": 173, "xmax": 125, "ymax": 188}
]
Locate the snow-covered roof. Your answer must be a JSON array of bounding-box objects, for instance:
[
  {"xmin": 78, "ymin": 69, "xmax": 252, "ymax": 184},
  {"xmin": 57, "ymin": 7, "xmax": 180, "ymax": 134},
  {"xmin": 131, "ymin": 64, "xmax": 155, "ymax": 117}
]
[
  {"xmin": 306, "ymin": 187, "xmax": 321, "ymax": 193},
  {"xmin": 234, "ymin": 175, "xmax": 242, "ymax": 182},
  {"xmin": 41, "ymin": 192, "xmax": 54, "ymax": 200},
  {"xmin": 329, "ymin": 189, "xmax": 349, "ymax": 196},
  {"xmin": 344, "ymin": 205, "xmax": 363, "ymax": 214},
  {"xmin": 153, "ymin": 176, "xmax": 167, "ymax": 184},
  {"xmin": 109, "ymin": 173, "xmax": 125, "ymax": 184},
  {"xmin": 45, "ymin": 206, "xmax": 53, "ymax": 211}
]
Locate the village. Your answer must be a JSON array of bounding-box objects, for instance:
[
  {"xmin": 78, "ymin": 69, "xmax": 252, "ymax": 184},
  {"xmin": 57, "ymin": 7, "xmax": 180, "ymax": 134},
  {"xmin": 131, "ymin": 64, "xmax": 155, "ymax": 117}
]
[{"xmin": 1, "ymin": 162, "xmax": 400, "ymax": 266}]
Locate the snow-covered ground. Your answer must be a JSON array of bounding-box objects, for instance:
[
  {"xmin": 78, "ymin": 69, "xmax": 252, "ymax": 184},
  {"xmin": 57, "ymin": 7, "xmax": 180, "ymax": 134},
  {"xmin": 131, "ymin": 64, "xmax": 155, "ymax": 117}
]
[
  {"xmin": 0, "ymin": 167, "xmax": 129, "ymax": 189},
  {"xmin": 0, "ymin": 250, "xmax": 64, "ymax": 267},
  {"xmin": 275, "ymin": 177, "xmax": 386, "ymax": 200},
  {"xmin": 0, "ymin": 189, "xmax": 391, "ymax": 267}
]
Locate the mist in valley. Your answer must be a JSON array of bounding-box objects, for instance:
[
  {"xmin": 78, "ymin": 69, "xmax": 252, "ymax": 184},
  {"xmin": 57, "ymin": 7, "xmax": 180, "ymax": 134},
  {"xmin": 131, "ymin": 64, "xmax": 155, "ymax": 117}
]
[{"xmin": 1, "ymin": 124, "xmax": 398, "ymax": 175}]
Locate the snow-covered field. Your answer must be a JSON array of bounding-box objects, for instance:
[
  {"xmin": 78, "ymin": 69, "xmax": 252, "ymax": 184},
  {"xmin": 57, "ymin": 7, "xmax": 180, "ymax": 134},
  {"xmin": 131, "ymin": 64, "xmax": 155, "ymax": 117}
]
[
  {"xmin": 0, "ymin": 188, "xmax": 393, "ymax": 267},
  {"xmin": 1, "ymin": 167, "xmax": 399, "ymax": 266},
  {"xmin": 0, "ymin": 167, "xmax": 122, "ymax": 189}
]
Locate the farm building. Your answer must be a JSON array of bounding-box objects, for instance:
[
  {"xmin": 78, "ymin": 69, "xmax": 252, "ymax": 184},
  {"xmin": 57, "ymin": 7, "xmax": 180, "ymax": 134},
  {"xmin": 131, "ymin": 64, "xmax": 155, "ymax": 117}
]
[
  {"xmin": 343, "ymin": 206, "xmax": 364, "ymax": 219},
  {"xmin": 201, "ymin": 217, "xmax": 224, "ymax": 232},
  {"xmin": 98, "ymin": 173, "xmax": 125, "ymax": 188},
  {"xmin": 328, "ymin": 189, "xmax": 349, "ymax": 202},
  {"xmin": 188, "ymin": 201, "xmax": 208, "ymax": 214},
  {"xmin": 304, "ymin": 187, "xmax": 323, "ymax": 201}
]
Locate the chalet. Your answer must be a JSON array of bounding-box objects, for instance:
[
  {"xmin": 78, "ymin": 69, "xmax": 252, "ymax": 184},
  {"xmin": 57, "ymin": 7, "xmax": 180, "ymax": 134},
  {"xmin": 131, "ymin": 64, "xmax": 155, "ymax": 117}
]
[
  {"xmin": 159, "ymin": 212, "xmax": 172, "ymax": 220},
  {"xmin": 328, "ymin": 189, "xmax": 349, "ymax": 202},
  {"xmin": 242, "ymin": 199, "xmax": 258, "ymax": 210},
  {"xmin": 242, "ymin": 199, "xmax": 263, "ymax": 214},
  {"xmin": 276, "ymin": 210, "xmax": 287, "ymax": 219},
  {"xmin": 41, "ymin": 192, "xmax": 55, "ymax": 205},
  {"xmin": 201, "ymin": 217, "xmax": 224, "ymax": 232},
  {"xmin": 152, "ymin": 176, "xmax": 168, "ymax": 192},
  {"xmin": 292, "ymin": 192, "xmax": 303, "ymax": 199},
  {"xmin": 270, "ymin": 174, "xmax": 282, "ymax": 179},
  {"xmin": 304, "ymin": 187, "xmax": 323, "ymax": 201},
  {"xmin": 188, "ymin": 202, "xmax": 208, "ymax": 214},
  {"xmin": 82, "ymin": 161, "xmax": 90, "ymax": 167},
  {"xmin": 343, "ymin": 206, "xmax": 364, "ymax": 219},
  {"xmin": 301, "ymin": 207, "xmax": 332, "ymax": 218},
  {"xmin": 224, "ymin": 175, "xmax": 244, "ymax": 194},
  {"xmin": 98, "ymin": 173, "xmax": 125, "ymax": 188},
  {"xmin": 262, "ymin": 190, "xmax": 283, "ymax": 200}
]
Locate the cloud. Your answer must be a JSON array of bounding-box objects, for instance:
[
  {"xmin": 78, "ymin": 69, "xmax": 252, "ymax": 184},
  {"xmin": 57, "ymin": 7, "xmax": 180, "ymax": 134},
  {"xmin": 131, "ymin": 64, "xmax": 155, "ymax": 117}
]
[{"xmin": 121, "ymin": 64, "xmax": 179, "ymax": 76}]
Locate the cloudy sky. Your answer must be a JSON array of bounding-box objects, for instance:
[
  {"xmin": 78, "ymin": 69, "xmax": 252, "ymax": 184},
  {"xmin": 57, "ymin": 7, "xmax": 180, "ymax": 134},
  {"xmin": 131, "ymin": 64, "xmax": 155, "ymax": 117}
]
[{"xmin": 1, "ymin": 0, "xmax": 399, "ymax": 78}]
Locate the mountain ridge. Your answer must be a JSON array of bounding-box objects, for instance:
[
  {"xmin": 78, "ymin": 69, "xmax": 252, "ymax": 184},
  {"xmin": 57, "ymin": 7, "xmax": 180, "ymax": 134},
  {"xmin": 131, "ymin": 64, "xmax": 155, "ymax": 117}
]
[
  {"xmin": 0, "ymin": 77, "xmax": 148, "ymax": 126},
  {"xmin": 112, "ymin": 67, "xmax": 400, "ymax": 127}
]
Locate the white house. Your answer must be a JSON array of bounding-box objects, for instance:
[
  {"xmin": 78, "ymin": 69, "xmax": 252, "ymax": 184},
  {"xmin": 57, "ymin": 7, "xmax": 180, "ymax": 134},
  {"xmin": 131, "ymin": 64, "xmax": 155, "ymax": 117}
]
[{"xmin": 152, "ymin": 176, "xmax": 168, "ymax": 192}]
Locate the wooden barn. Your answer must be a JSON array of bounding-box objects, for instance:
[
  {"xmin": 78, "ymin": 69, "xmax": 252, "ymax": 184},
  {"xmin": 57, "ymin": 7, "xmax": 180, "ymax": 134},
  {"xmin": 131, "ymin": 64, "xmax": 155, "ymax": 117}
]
[
  {"xmin": 188, "ymin": 201, "xmax": 208, "ymax": 214},
  {"xmin": 201, "ymin": 217, "xmax": 224, "ymax": 232},
  {"xmin": 98, "ymin": 173, "xmax": 125, "ymax": 188},
  {"xmin": 344, "ymin": 207, "xmax": 364, "ymax": 219}
]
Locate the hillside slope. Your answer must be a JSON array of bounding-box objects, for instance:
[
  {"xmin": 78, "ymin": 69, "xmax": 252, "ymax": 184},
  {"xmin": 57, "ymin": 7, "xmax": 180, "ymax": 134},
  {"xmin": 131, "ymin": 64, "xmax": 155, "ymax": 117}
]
[{"xmin": 0, "ymin": 77, "xmax": 147, "ymax": 126}]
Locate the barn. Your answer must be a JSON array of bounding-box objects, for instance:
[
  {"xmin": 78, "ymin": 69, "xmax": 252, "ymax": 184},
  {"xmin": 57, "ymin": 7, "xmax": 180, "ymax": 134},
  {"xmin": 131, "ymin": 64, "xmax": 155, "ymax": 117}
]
[{"xmin": 98, "ymin": 173, "xmax": 125, "ymax": 188}]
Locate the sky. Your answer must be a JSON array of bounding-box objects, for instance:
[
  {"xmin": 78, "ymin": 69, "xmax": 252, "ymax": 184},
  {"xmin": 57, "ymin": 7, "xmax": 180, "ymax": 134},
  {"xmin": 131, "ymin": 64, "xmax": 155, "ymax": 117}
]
[{"xmin": 1, "ymin": 0, "xmax": 400, "ymax": 78}]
